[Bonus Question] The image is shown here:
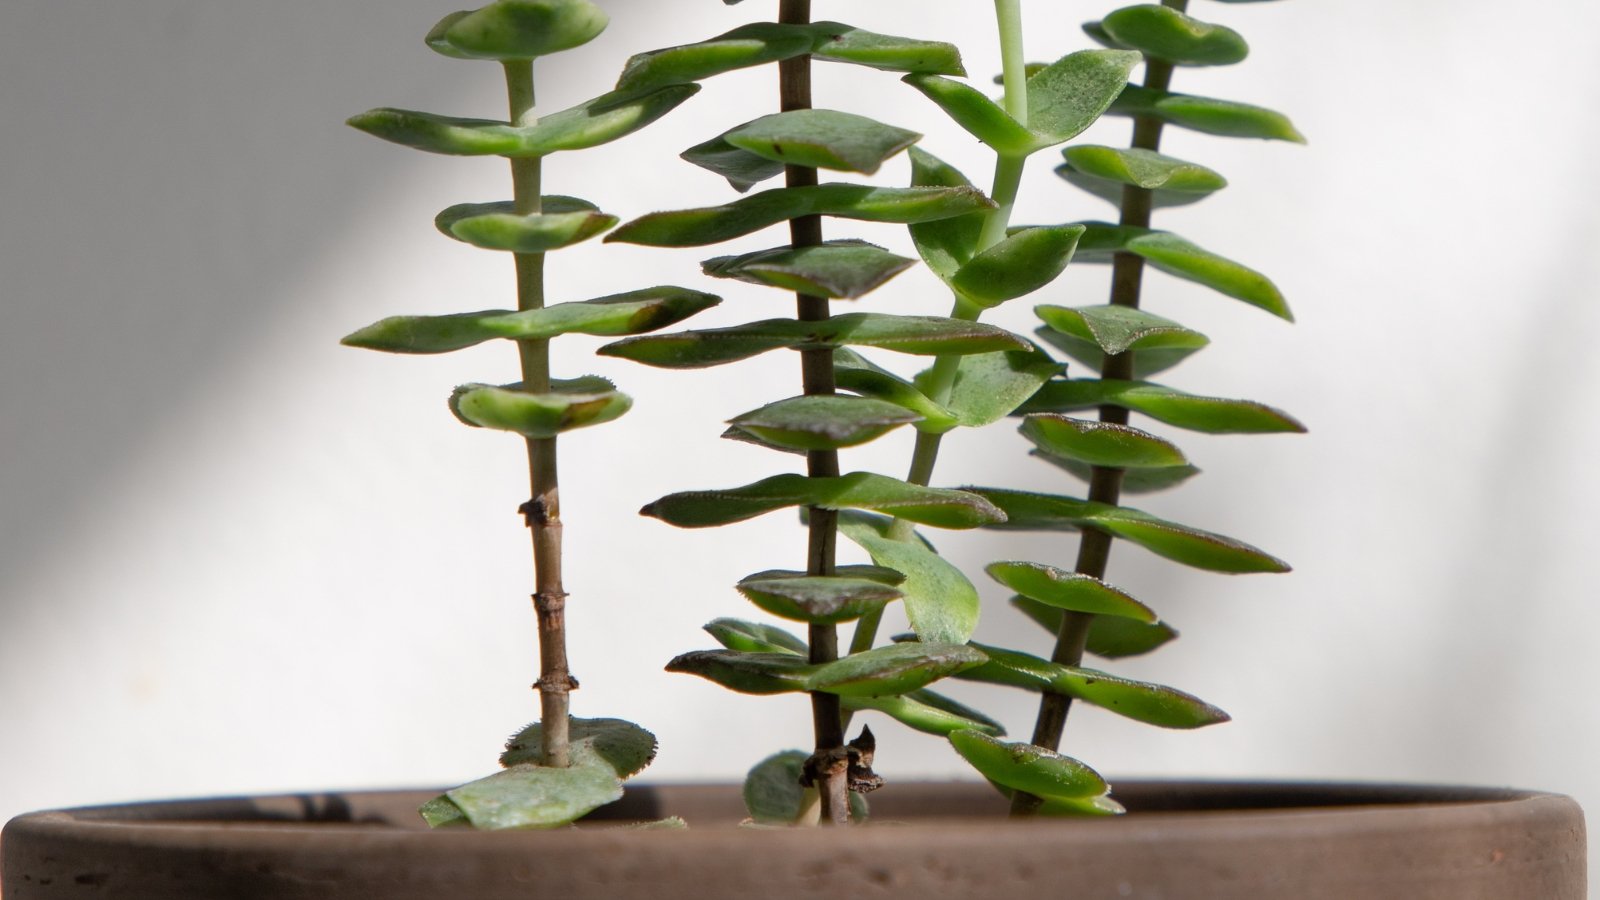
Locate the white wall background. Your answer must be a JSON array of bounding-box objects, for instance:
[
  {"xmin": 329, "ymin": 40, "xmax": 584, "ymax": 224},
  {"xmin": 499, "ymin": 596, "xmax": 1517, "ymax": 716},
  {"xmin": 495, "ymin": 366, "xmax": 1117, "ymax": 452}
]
[{"xmin": 3, "ymin": 0, "xmax": 1597, "ymax": 884}]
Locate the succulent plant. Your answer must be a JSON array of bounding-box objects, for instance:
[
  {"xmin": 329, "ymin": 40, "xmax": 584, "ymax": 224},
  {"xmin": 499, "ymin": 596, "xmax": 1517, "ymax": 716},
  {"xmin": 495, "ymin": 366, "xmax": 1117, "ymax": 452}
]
[{"xmin": 343, "ymin": 0, "xmax": 721, "ymax": 829}]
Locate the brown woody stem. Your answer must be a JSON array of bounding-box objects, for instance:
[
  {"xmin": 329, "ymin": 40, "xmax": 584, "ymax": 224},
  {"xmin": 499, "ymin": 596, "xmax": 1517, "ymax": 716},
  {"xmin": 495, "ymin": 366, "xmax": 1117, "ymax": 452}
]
[
  {"xmin": 1012, "ymin": 21, "xmax": 1185, "ymax": 814},
  {"xmin": 777, "ymin": 0, "xmax": 849, "ymax": 826},
  {"xmin": 505, "ymin": 59, "xmax": 573, "ymax": 769}
]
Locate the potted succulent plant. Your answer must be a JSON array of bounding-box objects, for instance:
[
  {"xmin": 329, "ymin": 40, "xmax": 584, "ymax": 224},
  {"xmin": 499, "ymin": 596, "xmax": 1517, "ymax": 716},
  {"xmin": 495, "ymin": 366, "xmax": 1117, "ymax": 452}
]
[{"xmin": 2, "ymin": 0, "xmax": 1585, "ymax": 898}]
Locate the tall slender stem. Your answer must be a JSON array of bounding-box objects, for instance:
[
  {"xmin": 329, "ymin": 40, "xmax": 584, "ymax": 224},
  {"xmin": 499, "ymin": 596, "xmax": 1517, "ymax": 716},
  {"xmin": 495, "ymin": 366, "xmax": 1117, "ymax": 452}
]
[
  {"xmin": 778, "ymin": 0, "xmax": 849, "ymax": 826},
  {"xmin": 505, "ymin": 60, "xmax": 572, "ymax": 769},
  {"xmin": 1013, "ymin": 16, "xmax": 1185, "ymax": 814},
  {"xmin": 864, "ymin": 0, "xmax": 1030, "ymax": 606}
]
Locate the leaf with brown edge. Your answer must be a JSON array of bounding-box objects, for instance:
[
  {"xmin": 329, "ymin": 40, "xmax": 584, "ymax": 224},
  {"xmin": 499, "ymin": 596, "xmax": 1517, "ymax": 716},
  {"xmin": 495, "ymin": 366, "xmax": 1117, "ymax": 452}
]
[{"xmin": 643, "ymin": 472, "xmax": 1006, "ymax": 530}]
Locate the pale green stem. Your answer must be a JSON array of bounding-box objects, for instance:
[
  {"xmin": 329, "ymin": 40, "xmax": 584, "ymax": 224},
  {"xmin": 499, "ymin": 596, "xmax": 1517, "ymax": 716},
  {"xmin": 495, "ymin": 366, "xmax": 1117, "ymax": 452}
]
[
  {"xmin": 854, "ymin": 0, "xmax": 1031, "ymax": 638},
  {"xmin": 505, "ymin": 60, "xmax": 571, "ymax": 769}
]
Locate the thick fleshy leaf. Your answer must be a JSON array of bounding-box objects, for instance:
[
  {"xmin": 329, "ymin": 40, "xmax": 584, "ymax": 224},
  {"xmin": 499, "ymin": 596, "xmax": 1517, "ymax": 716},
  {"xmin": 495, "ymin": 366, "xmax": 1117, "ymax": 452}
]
[
  {"xmin": 737, "ymin": 571, "xmax": 903, "ymax": 624},
  {"xmin": 1100, "ymin": 5, "xmax": 1248, "ymax": 67},
  {"xmin": 666, "ymin": 649, "xmax": 814, "ymax": 694},
  {"xmin": 643, "ymin": 472, "xmax": 1006, "ymax": 530},
  {"xmin": 1111, "ymin": 85, "xmax": 1305, "ymax": 143},
  {"xmin": 435, "ymin": 196, "xmax": 615, "ymax": 252},
  {"xmin": 501, "ymin": 717, "xmax": 658, "ymax": 777},
  {"xmin": 617, "ymin": 22, "xmax": 961, "ymax": 93},
  {"xmin": 449, "ymin": 378, "xmax": 630, "ymax": 437},
  {"xmin": 986, "ymin": 562, "xmax": 1155, "ymax": 622},
  {"xmin": 1071, "ymin": 225, "xmax": 1290, "ymax": 319},
  {"xmin": 951, "ymin": 225, "xmax": 1085, "ymax": 308},
  {"xmin": 440, "ymin": 763, "xmax": 620, "ymax": 830},
  {"xmin": 1010, "ymin": 595, "xmax": 1179, "ymax": 658},
  {"xmin": 426, "ymin": 1, "xmax": 607, "ymax": 61},
  {"xmin": 966, "ymin": 487, "xmax": 1290, "ymax": 574},
  {"xmin": 834, "ymin": 351, "xmax": 957, "ymax": 433},
  {"xmin": 742, "ymin": 750, "xmax": 870, "ymax": 825},
  {"xmin": 844, "ymin": 689, "xmax": 1005, "ymax": 737},
  {"xmin": 681, "ymin": 130, "xmax": 785, "ymax": 193},
  {"xmin": 418, "ymin": 794, "xmax": 470, "ymax": 828},
  {"xmin": 617, "ymin": 23, "xmax": 814, "ymax": 91},
  {"xmin": 947, "ymin": 729, "xmax": 1107, "ymax": 800},
  {"xmin": 428, "ymin": 717, "xmax": 656, "ymax": 830},
  {"xmin": 1019, "ymin": 414, "xmax": 1189, "ymax": 469},
  {"xmin": 1036, "ymin": 302, "xmax": 1209, "ymax": 366},
  {"xmin": 838, "ymin": 511, "xmax": 980, "ymax": 643},
  {"xmin": 963, "ymin": 643, "xmax": 1229, "ymax": 729},
  {"xmin": 601, "ymin": 313, "xmax": 1029, "ymax": 369},
  {"xmin": 703, "ymin": 240, "xmax": 914, "ymax": 300},
  {"xmin": 807, "ymin": 22, "xmax": 964, "ymax": 76},
  {"xmin": 902, "ymin": 74, "xmax": 1038, "ymax": 157},
  {"xmin": 727, "ymin": 395, "xmax": 921, "ymax": 452},
  {"xmin": 724, "ymin": 110, "xmax": 919, "ymax": 175},
  {"xmin": 1135, "ymin": 232, "xmax": 1292, "ymax": 319},
  {"xmin": 607, "ymin": 184, "xmax": 993, "ymax": 247},
  {"xmin": 1056, "ymin": 164, "xmax": 1211, "ymax": 211},
  {"xmin": 1060, "ymin": 145, "xmax": 1226, "ymax": 194},
  {"xmin": 906, "ymin": 147, "xmax": 987, "ymax": 282},
  {"xmin": 805, "ymin": 642, "xmax": 987, "ymax": 697},
  {"xmin": 1019, "ymin": 378, "xmax": 1306, "ymax": 434},
  {"xmin": 343, "ymin": 287, "xmax": 719, "ymax": 354},
  {"xmin": 940, "ymin": 347, "xmax": 1062, "ymax": 428},
  {"xmin": 1036, "ymin": 794, "xmax": 1127, "ymax": 817},
  {"xmin": 705, "ymin": 617, "xmax": 809, "ymax": 655},
  {"xmin": 1031, "ymin": 450, "xmax": 1203, "ymax": 495},
  {"xmin": 347, "ymin": 85, "xmax": 698, "ymax": 158},
  {"xmin": 1026, "ymin": 50, "xmax": 1142, "ymax": 145},
  {"xmin": 744, "ymin": 750, "xmax": 810, "ymax": 825}
]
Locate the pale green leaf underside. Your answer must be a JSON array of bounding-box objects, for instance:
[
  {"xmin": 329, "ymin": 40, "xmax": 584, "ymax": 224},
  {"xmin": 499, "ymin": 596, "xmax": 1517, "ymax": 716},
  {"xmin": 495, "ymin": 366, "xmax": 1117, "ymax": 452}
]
[
  {"xmin": 1060, "ymin": 145, "xmax": 1226, "ymax": 194},
  {"xmin": 704, "ymin": 617, "xmax": 810, "ymax": 655},
  {"xmin": 1035, "ymin": 303, "xmax": 1209, "ymax": 357},
  {"xmin": 947, "ymin": 729, "xmax": 1107, "ymax": 800},
  {"xmin": 843, "ymin": 689, "xmax": 1005, "ymax": 737},
  {"xmin": 835, "ymin": 349, "xmax": 959, "ymax": 434},
  {"xmin": 940, "ymin": 347, "xmax": 1062, "ymax": 429},
  {"xmin": 425, "ymin": 1, "xmax": 608, "ymax": 61},
  {"xmin": 435, "ymin": 195, "xmax": 616, "ymax": 252},
  {"xmin": 421, "ymin": 717, "xmax": 655, "ymax": 830},
  {"xmin": 838, "ymin": 511, "xmax": 980, "ymax": 645},
  {"xmin": 951, "ymin": 225, "xmax": 1085, "ymax": 308},
  {"xmin": 449, "ymin": 378, "xmax": 630, "ymax": 438},
  {"xmin": 1100, "ymin": 5, "xmax": 1249, "ymax": 67}
]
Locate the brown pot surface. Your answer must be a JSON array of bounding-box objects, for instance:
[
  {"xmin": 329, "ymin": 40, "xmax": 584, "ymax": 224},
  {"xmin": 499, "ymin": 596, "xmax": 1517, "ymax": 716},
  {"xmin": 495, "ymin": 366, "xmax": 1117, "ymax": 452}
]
[{"xmin": 2, "ymin": 781, "xmax": 1585, "ymax": 899}]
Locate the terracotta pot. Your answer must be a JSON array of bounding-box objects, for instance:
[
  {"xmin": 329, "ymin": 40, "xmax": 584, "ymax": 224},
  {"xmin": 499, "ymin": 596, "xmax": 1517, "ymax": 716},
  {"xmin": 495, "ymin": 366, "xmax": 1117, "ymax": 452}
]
[{"xmin": 2, "ymin": 781, "xmax": 1584, "ymax": 899}]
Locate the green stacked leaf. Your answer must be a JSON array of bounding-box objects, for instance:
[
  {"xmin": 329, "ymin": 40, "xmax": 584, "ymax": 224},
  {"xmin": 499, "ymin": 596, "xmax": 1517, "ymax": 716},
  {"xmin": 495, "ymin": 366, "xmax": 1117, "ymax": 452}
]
[{"xmin": 418, "ymin": 718, "xmax": 655, "ymax": 830}]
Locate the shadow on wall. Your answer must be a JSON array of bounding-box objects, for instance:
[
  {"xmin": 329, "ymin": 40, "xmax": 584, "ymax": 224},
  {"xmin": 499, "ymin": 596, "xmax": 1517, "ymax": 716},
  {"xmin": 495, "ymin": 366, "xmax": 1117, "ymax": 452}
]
[{"xmin": 0, "ymin": 0, "xmax": 629, "ymax": 613}]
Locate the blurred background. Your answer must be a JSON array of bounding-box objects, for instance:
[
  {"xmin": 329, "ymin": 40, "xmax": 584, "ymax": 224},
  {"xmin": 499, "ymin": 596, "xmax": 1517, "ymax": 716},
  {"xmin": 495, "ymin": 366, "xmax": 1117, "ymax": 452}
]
[{"xmin": 3, "ymin": 0, "xmax": 1597, "ymax": 882}]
